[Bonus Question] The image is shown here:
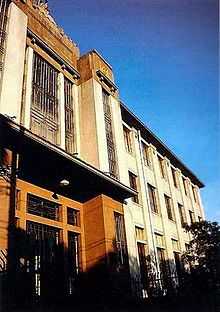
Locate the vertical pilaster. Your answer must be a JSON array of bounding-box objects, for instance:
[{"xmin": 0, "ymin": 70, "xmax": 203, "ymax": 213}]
[
  {"xmin": 0, "ymin": 3, "xmax": 27, "ymax": 122},
  {"xmin": 23, "ymin": 46, "xmax": 33, "ymax": 129}
]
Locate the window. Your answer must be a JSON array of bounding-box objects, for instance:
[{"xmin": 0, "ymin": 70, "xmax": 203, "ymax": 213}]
[
  {"xmin": 27, "ymin": 194, "xmax": 61, "ymax": 221},
  {"xmin": 142, "ymin": 142, "xmax": 151, "ymax": 167},
  {"xmin": 0, "ymin": 0, "xmax": 9, "ymax": 77},
  {"xmin": 192, "ymin": 186, "xmax": 198, "ymax": 203},
  {"xmin": 171, "ymin": 239, "xmax": 179, "ymax": 251},
  {"xmin": 164, "ymin": 194, "xmax": 174, "ymax": 221},
  {"xmin": 31, "ymin": 53, "xmax": 59, "ymax": 144},
  {"xmin": 114, "ymin": 213, "xmax": 128, "ymax": 266},
  {"xmin": 182, "ymin": 178, "xmax": 188, "ymax": 196},
  {"xmin": 137, "ymin": 242, "xmax": 148, "ymax": 289},
  {"xmin": 67, "ymin": 231, "xmax": 80, "ymax": 294},
  {"xmin": 189, "ymin": 210, "xmax": 195, "ymax": 224},
  {"xmin": 158, "ymin": 155, "xmax": 166, "ymax": 179},
  {"xmin": 67, "ymin": 208, "xmax": 80, "ymax": 226},
  {"xmin": 155, "ymin": 233, "xmax": 165, "ymax": 247},
  {"xmin": 171, "ymin": 167, "xmax": 178, "ymax": 188},
  {"xmin": 147, "ymin": 183, "xmax": 158, "ymax": 213},
  {"xmin": 178, "ymin": 203, "xmax": 186, "ymax": 227},
  {"xmin": 64, "ymin": 77, "xmax": 74, "ymax": 154},
  {"xmin": 129, "ymin": 171, "xmax": 139, "ymax": 203},
  {"xmin": 157, "ymin": 247, "xmax": 168, "ymax": 281},
  {"xmin": 102, "ymin": 89, "xmax": 117, "ymax": 178},
  {"xmin": 135, "ymin": 226, "xmax": 146, "ymax": 241},
  {"xmin": 198, "ymin": 216, "xmax": 202, "ymax": 222},
  {"xmin": 16, "ymin": 189, "xmax": 21, "ymax": 210},
  {"xmin": 123, "ymin": 126, "xmax": 132, "ymax": 153}
]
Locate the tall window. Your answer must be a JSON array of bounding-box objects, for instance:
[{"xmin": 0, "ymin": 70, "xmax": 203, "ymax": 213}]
[
  {"xmin": 114, "ymin": 213, "xmax": 128, "ymax": 266},
  {"xmin": 129, "ymin": 171, "xmax": 139, "ymax": 203},
  {"xmin": 142, "ymin": 142, "xmax": 151, "ymax": 167},
  {"xmin": 164, "ymin": 194, "xmax": 174, "ymax": 221},
  {"xmin": 64, "ymin": 78, "xmax": 74, "ymax": 154},
  {"xmin": 67, "ymin": 232, "xmax": 80, "ymax": 295},
  {"xmin": 182, "ymin": 177, "xmax": 188, "ymax": 196},
  {"xmin": 102, "ymin": 89, "xmax": 117, "ymax": 178},
  {"xmin": 171, "ymin": 167, "xmax": 178, "ymax": 188},
  {"xmin": 178, "ymin": 203, "xmax": 186, "ymax": 227},
  {"xmin": 0, "ymin": 0, "xmax": 9, "ymax": 77},
  {"xmin": 192, "ymin": 186, "xmax": 198, "ymax": 203},
  {"xmin": 31, "ymin": 53, "xmax": 59, "ymax": 144},
  {"xmin": 123, "ymin": 126, "xmax": 132, "ymax": 153},
  {"xmin": 158, "ymin": 155, "xmax": 166, "ymax": 179},
  {"xmin": 147, "ymin": 183, "xmax": 158, "ymax": 213},
  {"xmin": 189, "ymin": 210, "xmax": 195, "ymax": 224}
]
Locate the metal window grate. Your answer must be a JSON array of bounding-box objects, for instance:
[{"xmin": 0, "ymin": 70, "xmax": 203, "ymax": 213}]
[
  {"xmin": 114, "ymin": 213, "xmax": 128, "ymax": 266},
  {"xmin": 0, "ymin": 0, "xmax": 9, "ymax": 74},
  {"xmin": 64, "ymin": 78, "xmax": 74, "ymax": 154},
  {"xmin": 31, "ymin": 53, "xmax": 58, "ymax": 144},
  {"xmin": 67, "ymin": 207, "xmax": 80, "ymax": 226},
  {"xmin": 67, "ymin": 232, "xmax": 80, "ymax": 295},
  {"xmin": 27, "ymin": 193, "xmax": 60, "ymax": 221},
  {"xmin": 102, "ymin": 89, "xmax": 118, "ymax": 178}
]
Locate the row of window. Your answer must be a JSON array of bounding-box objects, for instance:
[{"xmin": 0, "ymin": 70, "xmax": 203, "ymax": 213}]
[
  {"xmin": 123, "ymin": 126, "xmax": 199, "ymax": 204},
  {"xmin": 16, "ymin": 192, "xmax": 81, "ymax": 226},
  {"xmin": 127, "ymin": 176, "xmax": 200, "ymax": 226}
]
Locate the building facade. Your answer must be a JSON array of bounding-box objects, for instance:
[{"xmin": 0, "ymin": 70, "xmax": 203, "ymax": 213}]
[{"xmin": 0, "ymin": 0, "xmax": 205, "ymax": 306}]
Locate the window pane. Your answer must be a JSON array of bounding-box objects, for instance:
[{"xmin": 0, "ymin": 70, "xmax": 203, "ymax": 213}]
[
  {"xmin": 129, "ymin": 171, "xmax": 139, "ymax": 203},
  {"xmin": 147, "ymin": 183, "xmax": 158, "ymax": 213},
  {"xmin": 164, "ymin": 195, "xmax": 174, "ymax": 221}
]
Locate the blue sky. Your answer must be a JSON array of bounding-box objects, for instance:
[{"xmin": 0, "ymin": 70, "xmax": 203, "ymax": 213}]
[{"xmin": 49, "ymin": 0, "xmax": 219, "ymax": 222}]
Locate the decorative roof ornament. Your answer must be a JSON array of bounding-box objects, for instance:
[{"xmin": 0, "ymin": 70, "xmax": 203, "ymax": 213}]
[{"xmin": 33, "ymin": 0, "xmax": 48, "ymax": 10}]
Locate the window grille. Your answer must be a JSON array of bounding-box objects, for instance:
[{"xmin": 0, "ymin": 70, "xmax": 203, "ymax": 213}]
[
  {"xmin": 147, "ymin": 183, "xmax": 158, "ymax": 213},
  {"xmin": 102, "ymin": 89, "xmax": 118, "ymax": 178},
  {"xmin": 0, "ymin": 0, "xmax": 9, "ymax": 74},
  {"xmin": 26, "ymin": 221, "xmax": 60, "ymax": 298},
  {"xmin": 64, "ymin": 78, "xmax": 74, "ymax": 154},
  {"xmin": 31, "ymin": 52, "xmax": 58, "ymax": 144},
  {"xmin": 135, "ymin": 226, "xmax": 146, "ymax": 241},
  {"xmin": 27, "ymin": 193, "xmax": 61, "ymax": 221},
  {"xmin": 164, "ymin": 194, "xmax": 174, "ymax": 221},
  {"xmin": 67, "ymin": 207, "xmax": 80, "ymax": 226},
  {"xmin": 155, "ymin": 233, "xmax": 165, "ymax": 248},
  {"xmin": 67, "ymin": 232, "xmax": 80, "ymax": 295},
  {"xmin": 114, "ymin": 213, "xmax": 128, "ymax": 266}
]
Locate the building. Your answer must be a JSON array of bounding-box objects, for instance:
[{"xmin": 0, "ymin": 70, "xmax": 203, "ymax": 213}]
[{"xmin": 0, "ymin": 0, "xmax": 205, "ymax": 307}]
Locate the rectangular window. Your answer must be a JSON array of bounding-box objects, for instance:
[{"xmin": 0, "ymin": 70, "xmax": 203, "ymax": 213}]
[
  {"xmin": 16, "ymin": 189, "xmax": 21, "ymax": 210},
  {"xmin": 67, "ymin": 231, "xmax": 80, "ymax": 294},
  {"xmin": 147, "ymin": 183, "xmax": 158, "ymax": 213},
  {"xmin": 0, "ymin": 0, "xmax": 9, "ymax": 76},
  {"xmin": 123, "ymin": 126, "xmax": 132, "ymax": 153},
  {"xmin": 182, "ymin": 178, "xmax": 188, "ymax": 196},
  {"xmin": 158, "ymin": 155, "xmax": 166, "ymax": 179},
  {"xmin": 129, "ymin": 171, "xmax": 139, "ymax": 204},
  {"xmin": 189, "ymin": 210, "xmax": 195, "ymax": 224},
  {"xmin": 31, "ymin": 52, "xmax": 58, "ymax": 144},
  {"xmin": 178, "ymin": 203, "xmax": 186, "ymax": 227},
  {"xmin": 135, "ymin": 226, "xmax": 146, "ymax": 241},
  {"xmin": 164, "ymin": 194, "xmax": 174, "ymax": 221},
  {"xmin": 142, "ymin": 142, "xmax": 151, "ymax": 167},
  {"xmin": 67, "ymin": 207, "xmax": 80, "ymax": 226},
  {"xmin": 114, "ymin": 213, "xmax": 128, "ymax": 266},
  {"xmin": 64, "ymin": 77, "xmax": 74, "ymax": 154},
  {"xmin": 171, "ymin": 239, "xmax": 179, "ymax": 251},
  {"xmin": 137, "ymin": 242, "xmax": 148, "ymax": 288},
  {"xmin": 192, "ymin": 186, "xmax": 198, "ymax": 203},
  {"xmin": 171, "ymin": 167, "xmax": 178, "ymax": 188},
  {"xmin": 27, "ymin": 193, "xmax": 61, "ymax": 221},
  {"xmin": 157, "ymin": 247, "xmax": 167, "ymax": 280},
  {"xmin": 102, "ymin": 89, "xmax": 117, "ymax": 178},
  {"xmin": 155, "ymin": 233, "xmax": 165, "ymax": 247}
]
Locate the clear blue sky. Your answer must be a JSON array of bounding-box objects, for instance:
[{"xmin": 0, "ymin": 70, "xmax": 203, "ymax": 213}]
[{"xmin": 49, "ymin": 0, "xmax": 219, "ymax": 222}]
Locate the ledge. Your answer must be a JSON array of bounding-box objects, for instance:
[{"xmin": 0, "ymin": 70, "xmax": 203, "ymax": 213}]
[{"xmin": 96, "ymin": 70, "xmax": 118, "ymax": 92}]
